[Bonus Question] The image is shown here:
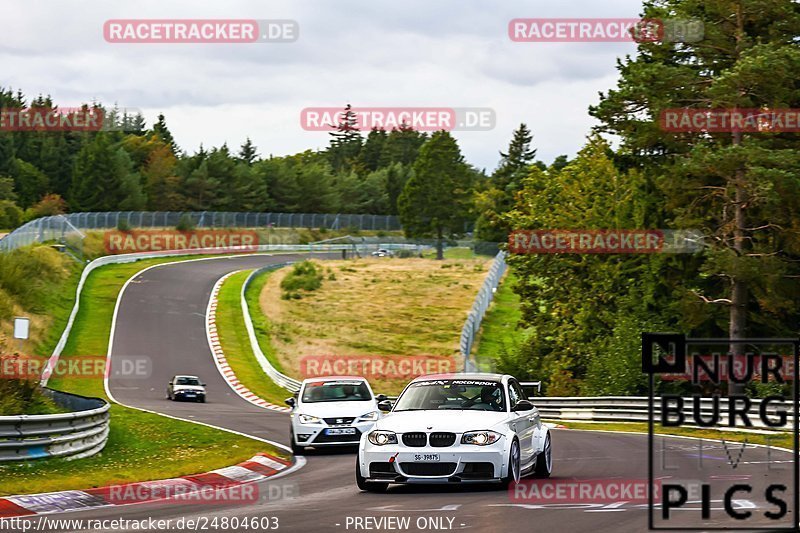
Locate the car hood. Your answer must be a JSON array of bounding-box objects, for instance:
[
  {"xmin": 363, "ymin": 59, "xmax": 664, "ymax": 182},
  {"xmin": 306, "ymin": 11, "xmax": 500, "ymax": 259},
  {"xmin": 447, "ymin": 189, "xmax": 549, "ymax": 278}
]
[
  {"xmin": 375, "ymin": 410, "xmax": 510, "ymax": 433},
  {"xmin": 173, "ymin": 385, "xmax": 205, "ymax": 392},
  {"xmin": 298, "ymin": 400, "xmax": 377, "ymax": 418}
]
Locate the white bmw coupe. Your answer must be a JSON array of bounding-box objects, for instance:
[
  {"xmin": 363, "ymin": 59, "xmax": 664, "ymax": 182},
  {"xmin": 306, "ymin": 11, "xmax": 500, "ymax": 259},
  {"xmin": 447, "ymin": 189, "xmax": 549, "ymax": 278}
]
[{"xmin": 356, "ymin": 373, "xmax": 552, "ymax": 492}]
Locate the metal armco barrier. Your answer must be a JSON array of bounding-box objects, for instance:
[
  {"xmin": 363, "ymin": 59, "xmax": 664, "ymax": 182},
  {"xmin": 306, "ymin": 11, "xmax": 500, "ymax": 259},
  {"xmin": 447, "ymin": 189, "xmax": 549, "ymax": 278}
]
[
  {"xmin": 0, "ymin": 389, "xmax": 110, "ymax": 462},
  {"xmin": 460, "ymin": 251, "xmax": 507, "ymax": 371},
  {"xmin": 241, "ymin": 266, "xmax": 302, "ymax": 393},
  {"xmin": 533, "ymin": 396, "xmax": 793, "ymax": 431}
]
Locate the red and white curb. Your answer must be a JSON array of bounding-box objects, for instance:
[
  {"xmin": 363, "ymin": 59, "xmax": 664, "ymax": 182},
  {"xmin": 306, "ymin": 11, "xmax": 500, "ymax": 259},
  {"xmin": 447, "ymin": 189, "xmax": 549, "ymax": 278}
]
[
  {"xmin": 544, "ymin": 422, "xmax": 567, "ymax": 429},
  {"xmin": 0, "ymin": 452, "xmax": 291, "ymax": 518},
  {"xmin": 207, "ymin": 272, "xmax": 291, "ymax": 413}
]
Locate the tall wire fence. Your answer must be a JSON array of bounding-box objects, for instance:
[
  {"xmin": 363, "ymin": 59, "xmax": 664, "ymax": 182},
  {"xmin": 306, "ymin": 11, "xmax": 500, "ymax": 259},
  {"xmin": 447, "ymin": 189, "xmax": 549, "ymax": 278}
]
[
  {"xmin": 460, "ymin": 251, "xmax": 507, "ymax": 371},
  {"xmin": 0, "ymin": 211, "xmax": 402, "ymax": 253}
]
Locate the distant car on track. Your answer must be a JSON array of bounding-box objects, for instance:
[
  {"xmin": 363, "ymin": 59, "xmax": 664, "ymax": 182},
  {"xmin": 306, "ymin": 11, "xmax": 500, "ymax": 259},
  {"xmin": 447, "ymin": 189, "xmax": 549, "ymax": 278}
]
[
  {"xmin": 371, "ymin": 249, "xmax": 394, "ymax": 257},
  {"xmin": 356, "ymin": 373, "xmax": 552, "ymax": 492},
  {"xmin": 167, "ymin": 375, "xmax": 207, "ymax": 403},
  {"xmin": 287, "ymin": 376, "xmax": 383, "ymax": 454}
]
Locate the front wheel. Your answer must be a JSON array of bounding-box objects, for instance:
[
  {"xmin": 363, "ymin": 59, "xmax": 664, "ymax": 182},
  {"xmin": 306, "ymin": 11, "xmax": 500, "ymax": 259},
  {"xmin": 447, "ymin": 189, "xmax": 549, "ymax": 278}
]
[
  {"xmin": 290, "ymin": 431, "xmax": 304, "ymax": 455},
  {"xmin": 355, "ymin": 455, "xmax": 387, "ymax": 492},
  {"xmin": 501, "ymin": 438, "xmax": 521, "ymax": 488},
  {"xmin": 534, "ymin": 434, "xmax": 552, "ymax": 478}
]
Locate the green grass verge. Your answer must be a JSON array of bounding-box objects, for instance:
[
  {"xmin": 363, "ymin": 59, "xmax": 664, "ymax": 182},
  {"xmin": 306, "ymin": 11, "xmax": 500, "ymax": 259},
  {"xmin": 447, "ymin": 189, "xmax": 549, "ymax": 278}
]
[
  {"xmin": 554, "ymin": 420, "xmax": 792, "ymax": 450},
  {"xmin": 421, "ymin": 247, "xmax": 478, "ymax": 260},
  {"xmin": 473, "ymin": 271, "xmax": 523, "ymax": 364},
  {"xmin": 0, "ymin": 255, "xmax": 288, "ymax": 497},
  {"xmin": 215, "ymin": 269, "xmax": 293, "ymax": 406}
]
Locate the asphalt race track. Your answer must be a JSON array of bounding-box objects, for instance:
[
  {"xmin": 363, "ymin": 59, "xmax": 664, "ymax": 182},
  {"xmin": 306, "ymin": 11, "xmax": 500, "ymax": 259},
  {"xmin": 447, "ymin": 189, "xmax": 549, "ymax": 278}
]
[{"xmin": 22, "ymin": 254, "xmax": 797, "ymax": 532}]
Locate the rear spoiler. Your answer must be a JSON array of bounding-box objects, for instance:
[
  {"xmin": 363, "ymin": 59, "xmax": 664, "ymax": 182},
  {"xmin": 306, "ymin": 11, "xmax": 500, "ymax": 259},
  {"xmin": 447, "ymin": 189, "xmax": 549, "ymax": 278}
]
[{"xmin": 519, "ymin": 381, "xmax": 542, "ymax": 399}]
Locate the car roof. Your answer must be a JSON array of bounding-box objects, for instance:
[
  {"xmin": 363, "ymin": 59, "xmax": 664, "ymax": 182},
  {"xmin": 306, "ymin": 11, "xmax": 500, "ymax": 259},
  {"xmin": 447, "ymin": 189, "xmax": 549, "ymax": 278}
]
[
  {"xmin": 410, "ymin": 372, "xmax": 508, "ymax": 383},
  {"xmin": 174, "ymin": 375, "xmax": 199, "ymax": 379}
]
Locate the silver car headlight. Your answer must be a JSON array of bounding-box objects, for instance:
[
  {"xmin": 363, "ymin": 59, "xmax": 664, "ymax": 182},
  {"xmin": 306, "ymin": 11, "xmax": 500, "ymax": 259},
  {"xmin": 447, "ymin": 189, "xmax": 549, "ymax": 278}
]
[
  {"xmin": 368, "ymin": 430, "xmax": 398, "ymax": 446},
  {"xmin": 357, "ymin": 411, "xmax": 379, "ymax": 422},
  {"xmin": 461, "ymin": 430, "xmax": 502, "ymax": 446},
  {"xmin": 298, "ymin": 414, "xmax": 323, "ymax": 424}
]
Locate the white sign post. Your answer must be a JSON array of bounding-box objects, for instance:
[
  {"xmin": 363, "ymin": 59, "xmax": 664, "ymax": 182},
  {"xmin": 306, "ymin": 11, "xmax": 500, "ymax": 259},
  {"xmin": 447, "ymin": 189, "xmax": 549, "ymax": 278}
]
[
  {"xmin": 13, "ymin": 317, "xmax": 29, "ymax": 353},
  {"xmin": 13, "ymin": 317, "xmax": 29, "ymax": 340}
]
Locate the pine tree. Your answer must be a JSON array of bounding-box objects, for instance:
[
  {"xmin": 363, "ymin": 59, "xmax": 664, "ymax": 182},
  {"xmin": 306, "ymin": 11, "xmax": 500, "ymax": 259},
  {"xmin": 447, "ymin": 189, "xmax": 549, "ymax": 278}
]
[
  {"xmin": 238, "ymin": 138, "xmax": 258, "ymax": 166},
  {"xmin": 398, "ymin": 131, "xmax": 473, "ymax": 259},
  {"xmin": 590, "ymin": 0, "xmax": 800, "ymax": 370},
  {"xmin": 151, "ymin": 114, "xmax": 179, "ymax": 154},
  {"xmin": 327, "ymin": 104, "xmax": 363, "ymax": 172}
]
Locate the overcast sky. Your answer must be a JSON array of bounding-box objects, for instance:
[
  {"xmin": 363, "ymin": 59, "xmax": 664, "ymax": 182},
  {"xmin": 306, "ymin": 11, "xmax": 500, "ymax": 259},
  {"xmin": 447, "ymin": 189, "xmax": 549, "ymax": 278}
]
[{"xmin": 2, "ymin": 0, "xmax": 647, "ymax": 171}]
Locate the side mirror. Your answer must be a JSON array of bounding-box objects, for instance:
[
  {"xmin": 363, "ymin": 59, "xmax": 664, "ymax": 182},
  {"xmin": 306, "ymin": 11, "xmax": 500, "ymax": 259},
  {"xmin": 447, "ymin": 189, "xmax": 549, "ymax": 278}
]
[
  {"xmin": 168, "ymin": 382, "xmax": 173, "ymax": 386},
  {"xmin": 375, "ymin": 394, "xmax": 387, "ymax": 402},
  {"xmin": 513, "ymin": 400, "xmax": 534, "ymax": 412},
  {"xmin": 377, "ymin": 400, "xmax": 393, "ymax": 412},
  {"xmin": 200, "ymin": 382, "xmax": 206, "ymax": 387},
  {"xmin": 285, "ymin": 397, "xmax": 296, "ymax": 408}
]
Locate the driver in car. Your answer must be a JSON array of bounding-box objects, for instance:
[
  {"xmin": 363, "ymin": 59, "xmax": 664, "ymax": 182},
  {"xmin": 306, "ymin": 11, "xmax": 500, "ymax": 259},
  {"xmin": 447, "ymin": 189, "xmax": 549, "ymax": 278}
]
[{"xmin": 480, "ymin": 385, "xmax": 502, "ymax": 411}]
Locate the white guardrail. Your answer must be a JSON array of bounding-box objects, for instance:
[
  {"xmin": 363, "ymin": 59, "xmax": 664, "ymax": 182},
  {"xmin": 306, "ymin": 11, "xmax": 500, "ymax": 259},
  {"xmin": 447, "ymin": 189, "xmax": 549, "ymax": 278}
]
[
  {"xmin": 531, "ymin": 396, "xmax": 793, "ymax": 431},
  {"xmin": 0, "ymin": 389, "xmax": 110, "ymax": 462},
  {"xmin": 241, "ymin": 265, "xmax": 303, "ymax": 393},
  {"xmin": 460, "ymin": 251, "xmax": 507, "ymax": 371}
]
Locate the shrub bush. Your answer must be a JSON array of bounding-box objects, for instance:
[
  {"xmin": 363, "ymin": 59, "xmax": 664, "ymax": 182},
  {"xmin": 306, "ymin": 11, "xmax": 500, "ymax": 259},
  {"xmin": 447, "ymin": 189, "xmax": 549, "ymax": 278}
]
[{"xmin": 280, "ymin": 261, "xmax": 323, "ymax": 298}]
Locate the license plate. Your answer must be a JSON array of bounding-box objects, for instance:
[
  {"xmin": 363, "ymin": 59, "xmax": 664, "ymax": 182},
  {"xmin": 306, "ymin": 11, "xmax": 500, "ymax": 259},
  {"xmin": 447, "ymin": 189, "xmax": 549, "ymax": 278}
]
[
  {"xmin": 325, "ymin": 428, "xmax": 356, "ymax": 435},
  {"xmin": 413, "ymin": 453, "xmax": 440, "ymax": 462},
  {"xmin": 185, "ymin": 393, "xmax": 196, "ymax": 396}
]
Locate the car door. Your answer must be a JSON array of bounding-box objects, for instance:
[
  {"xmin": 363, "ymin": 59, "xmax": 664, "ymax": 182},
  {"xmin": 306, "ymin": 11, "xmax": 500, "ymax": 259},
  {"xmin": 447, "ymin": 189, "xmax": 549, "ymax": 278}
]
[
  {"xmin": 507, "ymin": 379, "xmax": 536, "ymax": 465},
  {"xmin": 513, "ymin": 379, "xmax": 543, "ymax": 456}
]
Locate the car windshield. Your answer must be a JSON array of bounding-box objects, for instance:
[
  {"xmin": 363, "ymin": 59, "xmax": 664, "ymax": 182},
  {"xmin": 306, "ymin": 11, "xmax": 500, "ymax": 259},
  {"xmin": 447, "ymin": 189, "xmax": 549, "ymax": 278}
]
[
  {"xmin": 301, "ymin": 381, "xmax": 372, "ymax": 403},
  {"xmin": 393, "ymin": 379, "xmax": 506, "ymax": 412},
  {"xmin": 175, "ymin": 377, "xmax": 200, "ymax": 386}
]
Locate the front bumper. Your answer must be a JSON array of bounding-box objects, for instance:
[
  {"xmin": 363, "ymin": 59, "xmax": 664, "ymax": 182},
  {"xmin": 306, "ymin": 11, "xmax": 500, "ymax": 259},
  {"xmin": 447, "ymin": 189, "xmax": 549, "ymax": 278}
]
[
  {"xmin": 173, "ymin": 390, "xmax": 205, "ymax": 401},
  {"xmin": 358, "ymin": 440, "xmax": 508, "ymax": 484},
  {"xmin": 292, "ymin": 420, "xmax": 377, "ymax": 447}
]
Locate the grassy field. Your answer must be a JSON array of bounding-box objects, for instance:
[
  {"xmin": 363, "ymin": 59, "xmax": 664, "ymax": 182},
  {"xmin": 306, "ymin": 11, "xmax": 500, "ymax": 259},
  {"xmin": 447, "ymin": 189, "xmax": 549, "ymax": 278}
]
[
  {"xmin": 257, "ymin": 256, "xmax": 490, "ymax": 394},
  {"xmin": 0, "ymin": 246, "xmax": 82, "ymax": 358},
  {"xmin": 472, "ymin": 271, "xmax": 524, "ymax": 369},
  {"xmin": 555, "ymin": 420, "xmax": 793, "ymax": 450},
  {"xmin": 0, "ymin": 255, "xmax": 286, "ymax": 497},
  {"xmin": 214, "ymin": 270, "xmax": 293, "ymax": 405}
]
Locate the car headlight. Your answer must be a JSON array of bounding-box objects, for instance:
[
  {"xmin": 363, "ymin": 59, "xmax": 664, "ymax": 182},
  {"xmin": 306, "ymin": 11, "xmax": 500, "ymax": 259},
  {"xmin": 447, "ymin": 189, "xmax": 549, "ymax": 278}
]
[
  {"xmin": 298, "ymin": 414, "xmax": 323, "ymax": 424},
  {"xmin": 368, "ymin": 430, "xmax": 398, "ymax": 446},
  {"xmin": 357, "ymin": 411, "xmax": 379, "ymax": 422},
  {"xmin": 461, "ymin": 431, "xmax": 502, "ymax": 446}
]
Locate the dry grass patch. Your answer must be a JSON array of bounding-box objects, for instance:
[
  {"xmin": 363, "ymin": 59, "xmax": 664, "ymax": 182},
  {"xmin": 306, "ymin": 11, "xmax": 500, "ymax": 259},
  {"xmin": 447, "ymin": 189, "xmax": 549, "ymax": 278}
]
[{"xmin": 259, "ymin": 257, "xmax": 490, "ymax": 393}]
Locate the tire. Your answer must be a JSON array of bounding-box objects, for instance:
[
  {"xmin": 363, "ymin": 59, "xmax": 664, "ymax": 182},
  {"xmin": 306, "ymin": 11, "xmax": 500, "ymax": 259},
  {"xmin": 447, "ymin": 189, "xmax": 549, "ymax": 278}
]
[
  {"xmin": 290, "ymin": 431, "xmax": 304, "ymax": 455},
  {"xmin": 199, "ymin": 397, "xmax": 206, "ymax": 404},
  {"xmin": 355, "ymin": 455, "xmax": 388, "ymax": 492},
  {"xmin": 534, "ymin": 434, "xmax": 552, "ymax": 478},
  {"xmin": 501, "ymin": 438, "xmax": 521, "ymax": 488}
]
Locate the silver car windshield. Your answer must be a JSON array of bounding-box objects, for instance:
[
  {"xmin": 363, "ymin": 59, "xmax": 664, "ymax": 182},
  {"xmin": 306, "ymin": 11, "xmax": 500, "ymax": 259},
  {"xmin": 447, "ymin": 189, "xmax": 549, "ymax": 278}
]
[{"xmin": 393, "ymin": 380, "xmax": 505, "ymax": 412}]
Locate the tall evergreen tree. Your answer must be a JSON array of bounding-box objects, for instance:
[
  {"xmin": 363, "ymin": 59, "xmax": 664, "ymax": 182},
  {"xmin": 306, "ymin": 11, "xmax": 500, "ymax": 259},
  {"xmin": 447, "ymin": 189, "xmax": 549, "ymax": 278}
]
[
  {"xmin": 590, "ymin": 0, "xmax": 800, "ymax": 376},
  {"xmin": 327, "ymin": 104, "xmax": 363, "ymax": 172},
  {"xmin": 398, "ymin": 131, "xmax": 473, "ymax": 259}
]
